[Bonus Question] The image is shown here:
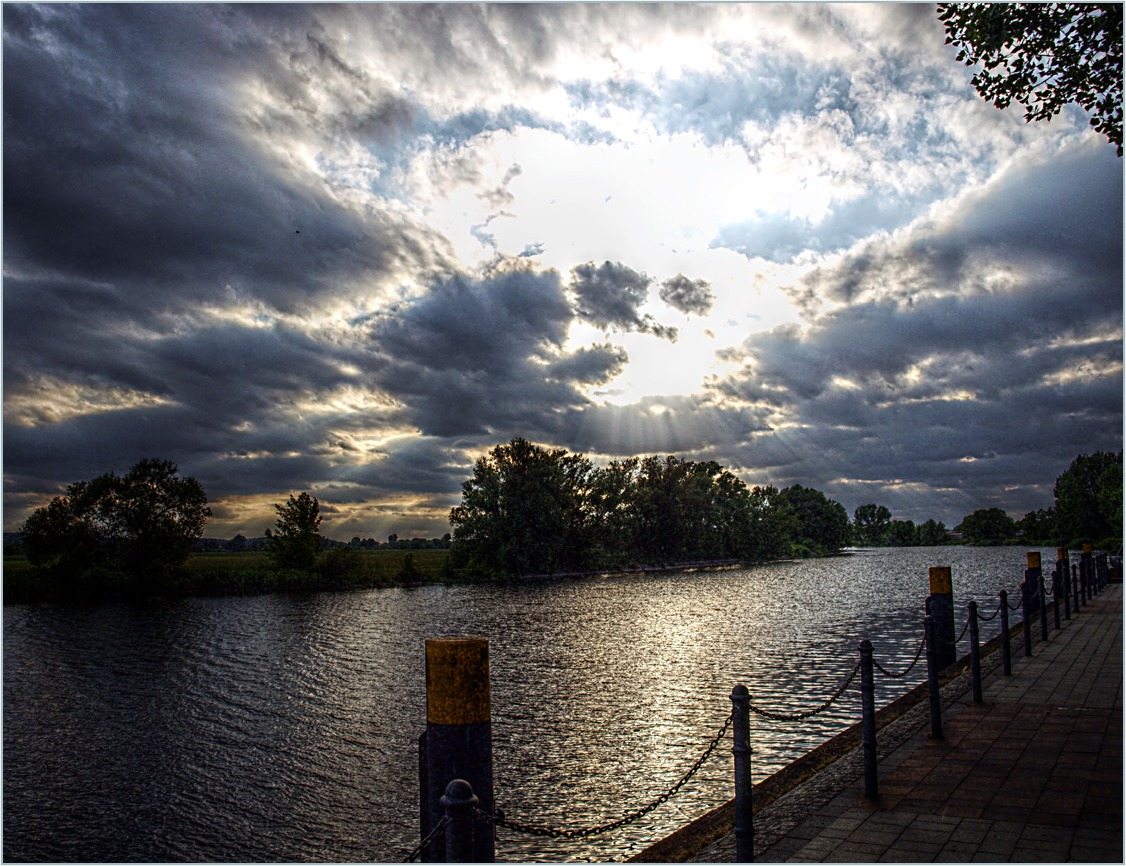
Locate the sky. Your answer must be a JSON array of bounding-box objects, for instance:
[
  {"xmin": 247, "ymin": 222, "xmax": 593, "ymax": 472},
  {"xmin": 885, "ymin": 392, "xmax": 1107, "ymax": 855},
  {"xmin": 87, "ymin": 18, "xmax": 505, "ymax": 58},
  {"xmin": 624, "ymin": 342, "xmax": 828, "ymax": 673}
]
[{"xmin": 4, "ymin": 3, "xmax": 1123, "ymax": 542}]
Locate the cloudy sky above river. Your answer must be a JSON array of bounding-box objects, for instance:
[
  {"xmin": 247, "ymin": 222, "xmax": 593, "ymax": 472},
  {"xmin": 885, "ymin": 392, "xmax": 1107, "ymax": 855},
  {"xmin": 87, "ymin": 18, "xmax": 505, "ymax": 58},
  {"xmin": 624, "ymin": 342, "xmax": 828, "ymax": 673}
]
[{"xmin": 4, "ymin": 3, "xmax": 1122, "ymax": 540}]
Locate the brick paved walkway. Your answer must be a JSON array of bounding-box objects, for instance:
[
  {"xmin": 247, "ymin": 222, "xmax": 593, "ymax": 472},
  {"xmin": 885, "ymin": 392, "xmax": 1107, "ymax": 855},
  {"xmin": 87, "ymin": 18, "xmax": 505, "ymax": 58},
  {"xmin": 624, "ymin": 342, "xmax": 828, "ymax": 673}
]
[{"xmin": 786, "ymin": 584, "xmax": 1122, "ymax": 863}]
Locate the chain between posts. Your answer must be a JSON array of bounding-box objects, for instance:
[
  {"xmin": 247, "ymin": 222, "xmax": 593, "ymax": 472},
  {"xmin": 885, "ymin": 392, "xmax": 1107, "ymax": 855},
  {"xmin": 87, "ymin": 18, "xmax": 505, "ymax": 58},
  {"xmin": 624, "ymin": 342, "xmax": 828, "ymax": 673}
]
[
  {"xmin": 976, "ymin": 598, "xmax": 1002, "ymax": 621},
  {"xmin": 475, "ymin": 711, "xmax": 734, "ymax": 840},
  {"xmin": 749, "ymin": 658, "xmax": 862, "ymax": 721},
  {"xmin": 404, "ymin": 815, "xmax": 450, "ymax": 862},
  {"xmin": 935, "ymin": 615, "xmax": 971, "ymax": 647},
  {"xmin": 873, "ymin": 633, "xmax": 927, "ymax": 679}
]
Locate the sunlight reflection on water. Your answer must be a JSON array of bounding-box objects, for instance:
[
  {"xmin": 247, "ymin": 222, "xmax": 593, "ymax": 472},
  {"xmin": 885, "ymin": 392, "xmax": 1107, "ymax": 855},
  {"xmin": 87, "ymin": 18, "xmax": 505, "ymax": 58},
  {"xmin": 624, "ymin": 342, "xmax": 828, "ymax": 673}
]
[{"xmin": 3, "ymin": 546, "xmax": 1058, "ymax": 862}]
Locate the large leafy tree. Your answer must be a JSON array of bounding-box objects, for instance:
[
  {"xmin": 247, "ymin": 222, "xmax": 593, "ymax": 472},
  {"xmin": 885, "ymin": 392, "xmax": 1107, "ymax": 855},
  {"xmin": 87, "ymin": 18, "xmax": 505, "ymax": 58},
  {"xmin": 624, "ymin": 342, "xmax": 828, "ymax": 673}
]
[
  {"xmin": 1054, "ymin": 451, "xmax": 1122, "ymax": 543},
  {"xmin": 449, "ymin": 438, "xmax": 594, "ymax": 575},
  {"xmin": 20, "ymin": 458, "xmax": 211, "ymax": 588},
  {"xmin": 938, "ymin": 3, "xmax": 1123, "ymax": 155},
  {"xmin": 956, "ymin": 507, "xmax": 1017, "ymax": 544},
  {"xmin": 853, "ymin": 503, "xmax": 892, "ymax": 546},
  {"xmin": 265, "ymin": 492, "xmax": 323, "ymax": 570},
  {"xmin": 779, "ymin": 485, "xmax": 852, "ymax": 553},
  {"xmin": 448, "ymin": 439, "xmax": 797, "ymax": 575},
  {"xmin": 917, "ymin": 518, "xmax": 949, "ymax": 546},
  {"xmin": 1016, "ymin": 507, "xmax": 1058, "ymax": 544},
  {"xmin": 887, "ymin": 520, "xmax": 919, "ymax": 547}
]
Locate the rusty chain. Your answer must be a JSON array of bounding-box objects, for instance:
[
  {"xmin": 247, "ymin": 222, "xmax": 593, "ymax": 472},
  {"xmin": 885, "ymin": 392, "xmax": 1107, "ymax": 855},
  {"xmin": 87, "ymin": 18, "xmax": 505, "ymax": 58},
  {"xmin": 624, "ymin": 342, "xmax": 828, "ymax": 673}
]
[
  {"xmin": 474, "ymin": 711, "xmax": 734, "ymax": 839},
  {"xmin": 749, "ymin": 657, "xmax": 862, "ymax": 721},
  {"xmin": 934, "ymin": 615, "xmax": 971, "ymax": 647},
  {"xmin": 404, "ymin": 814, "xmax": 450, "ymax": 862},
  {"xmin": 873, "ymin": 633, "xmax": 927, "ymax": 679}
]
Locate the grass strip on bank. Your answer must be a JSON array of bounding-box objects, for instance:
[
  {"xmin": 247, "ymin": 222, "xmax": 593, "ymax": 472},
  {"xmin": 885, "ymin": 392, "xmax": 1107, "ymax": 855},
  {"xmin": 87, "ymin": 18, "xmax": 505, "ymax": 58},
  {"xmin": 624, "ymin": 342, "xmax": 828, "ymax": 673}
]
[{"xmin": 2, "ymin": 549, "xmax": 459, "ymax": 604}]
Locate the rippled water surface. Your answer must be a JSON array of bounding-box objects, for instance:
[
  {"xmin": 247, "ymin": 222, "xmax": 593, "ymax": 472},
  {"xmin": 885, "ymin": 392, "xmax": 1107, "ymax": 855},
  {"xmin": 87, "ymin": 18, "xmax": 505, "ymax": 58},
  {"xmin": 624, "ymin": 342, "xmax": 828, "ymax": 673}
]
[{"xmin": 4, "ymin": 546, "xmax": 1058, "ymax": 861}]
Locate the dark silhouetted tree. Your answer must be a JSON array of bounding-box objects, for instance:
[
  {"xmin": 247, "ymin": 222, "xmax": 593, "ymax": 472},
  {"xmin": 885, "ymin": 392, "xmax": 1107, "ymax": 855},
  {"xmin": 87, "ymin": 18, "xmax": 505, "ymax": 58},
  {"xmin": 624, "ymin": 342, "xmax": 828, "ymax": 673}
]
[
  {"xmin": 853, "ymin": 503, "xmax": 892, "ymax": 546},
  {"xmin": 917, "ymin": 518, "xmax": 949, "ymax": 546},
  {"xmin": 887, "ymin": 519, "xmax": 918, "ymax": 547},
  {"xmin": 19, "ymin": 458, "xmax": 211, "ymax": 590},
  {"xmin": 779, "ymin": 485, "xmax": 852, "ymax": 553},
  {"xmin": 1016, "ymin": 507, "xmax": 1057, "ymax": 544},
  {"xmin": 956, "ymin": 508, "xmax": 1017, "ymax": 544},
  {"xmin": 265, "ymin": 492, "xmax": 322, "ymax": 570},
  {"xmin": 1054, "ymin": 451, "xmax": 1122, "ymax": 543},
  {"xmin": 938, "ymin": 3, "xmax": 1123, "ymax": 154}
]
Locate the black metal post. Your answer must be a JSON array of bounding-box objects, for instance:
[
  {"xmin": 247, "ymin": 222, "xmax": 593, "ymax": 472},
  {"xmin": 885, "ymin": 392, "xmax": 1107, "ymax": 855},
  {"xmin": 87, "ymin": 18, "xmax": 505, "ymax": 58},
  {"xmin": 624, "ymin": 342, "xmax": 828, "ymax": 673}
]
[
  {"xmin": 924, "ymin": 615, "xmax": 942, "ymax": 740},
  {"xmin": 1073, "ymin": 563, "xmax": 1081, "ymax": 610},
  {"xmin": 1084, "ymin": 545, "xmax": 1095, "ymax": 595},
  {"xmin": 999, "ymin": 590, "xmax": 1012, "ymax": 676},
  {"xmin": 859, "ymin": 640, "xmax": 877, "ymax": 799},
  {"xmin": 1080, "ymin": 558, "xmax": 1088, "ymax": 605},
  {"xmin": 731, "ymin": 684, "xmax": 754, "ymax": 863},
  {"xmin": 968, "ymin": 601, "xmax": 982, "ymax": 704},
  {"xmin": 1061, "ymin": 552, "xmax": 1071, "ymax": 621},
  {"xmin": 1032, "ymin": 555, "xmax": 1048, "ymax": 644},
  {"xmin": 1052, "ymin": 566, "xmax": 1061, "ymax": 630},
  {"xmin": 442, "ymin": 779, "xmax": 478, "ymax": 863},
  {"xmin": 1021, "ymin": 579, "xmax": 1033, "ymax": 657}
]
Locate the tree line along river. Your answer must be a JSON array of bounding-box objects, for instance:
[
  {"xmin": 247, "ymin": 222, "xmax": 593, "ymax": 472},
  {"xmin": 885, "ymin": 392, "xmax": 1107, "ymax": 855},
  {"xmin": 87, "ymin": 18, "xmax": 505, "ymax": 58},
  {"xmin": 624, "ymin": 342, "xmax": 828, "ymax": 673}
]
[{"xmin": 4, "ymin": 545, "xmax": 1059, "ymax": 862}]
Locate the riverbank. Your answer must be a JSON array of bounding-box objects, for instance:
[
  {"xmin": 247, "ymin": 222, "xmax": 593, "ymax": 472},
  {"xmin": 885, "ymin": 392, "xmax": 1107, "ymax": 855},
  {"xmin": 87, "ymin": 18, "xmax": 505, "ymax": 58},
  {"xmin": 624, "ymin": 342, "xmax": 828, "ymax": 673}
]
[{"xmin": 1, "ymin": 550, "xmax": 837, "ymax": 604}]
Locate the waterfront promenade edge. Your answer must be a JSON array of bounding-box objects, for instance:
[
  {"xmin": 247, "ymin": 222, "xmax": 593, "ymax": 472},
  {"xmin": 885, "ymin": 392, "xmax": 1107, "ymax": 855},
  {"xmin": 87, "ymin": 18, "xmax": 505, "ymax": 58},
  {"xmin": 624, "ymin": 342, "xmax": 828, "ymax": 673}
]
[{"xmin": 632, "ymin": 583, "xmax": 1122, "ymax": 863}]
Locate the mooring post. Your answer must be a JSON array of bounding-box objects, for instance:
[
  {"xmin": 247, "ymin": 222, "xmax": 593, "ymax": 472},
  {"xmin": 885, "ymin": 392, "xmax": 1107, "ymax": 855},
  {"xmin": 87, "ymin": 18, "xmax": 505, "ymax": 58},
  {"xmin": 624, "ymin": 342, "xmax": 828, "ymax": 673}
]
[
  {"xmin": 731, "ymin": 684, "xmax": 754, "ymax": 863},
  {"xmin": 859, "ymin": 640, "xmax": 878, "ymax": 799},
  {"xmin": 1083, "ymin": 544, "xmax": 1095, "ymax": 595},
  {"xmin": 968, "ymin": 601, "xmax": 982, "ymax": 704},
  {"xmin": 1073, "ymin": 562, "xmax": 1081, "ymax": 610},
  {"xmin": 424, "ymin": 636, "xmax": 494, "ymax": 863},
  {"xmin": 1030, "ymin": 554, "xmax": 1048, "ymax": 644},
  {"xmin": 999, "ymin": 590, "xmax": 1012, "ymax": 676},
  {"xmin": 928, "ymin": 566, "xmax": 956, "ymax": 670},
  {"xmin": 1021, "ymin": 579, "xmax": 1033, "ymax": 657},
  {"xmin": 924, "ymin": 615, "xmax": 942, "ymax": 740},
  {"xmin": 442, "ymin": 779, "xmax": 479, "ymax": 864}
]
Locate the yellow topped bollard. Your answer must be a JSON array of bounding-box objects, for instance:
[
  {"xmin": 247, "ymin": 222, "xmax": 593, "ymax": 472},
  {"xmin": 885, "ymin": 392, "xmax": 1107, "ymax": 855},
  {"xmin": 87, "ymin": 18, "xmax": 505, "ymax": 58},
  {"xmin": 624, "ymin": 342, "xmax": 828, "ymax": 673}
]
[
  {"xmin": 420, "ymin": 636, "xmax": 494, "ymax": 863},
  {"xmin": 928, "ymin": 566, "xmax": 956, "ymax": 670}
]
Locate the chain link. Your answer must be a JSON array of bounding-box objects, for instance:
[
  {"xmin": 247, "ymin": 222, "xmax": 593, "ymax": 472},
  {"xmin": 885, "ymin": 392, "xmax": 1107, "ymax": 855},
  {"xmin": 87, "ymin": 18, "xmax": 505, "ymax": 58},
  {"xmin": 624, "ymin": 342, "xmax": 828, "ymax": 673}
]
[
  {"xmin": 475, "ymin": 711, "xmax": 734, "ymax": 839},
  {"xmin": 934, "ymin": 615, "xmax": 971, "ymax": 647},
  {"xmin": 976, "ymin": 599, "xmax": 1001, "ymax": 621},
  {"xmin": 749, "ymin": 658, "xmax": 861, "ymax": 721},
  {"xmin": 873, "ymin": 634, "xmax": 926, "ymax": 679},
  {"xmin": 404, "ymin": 815, "xmax": 450, "ymax": 862}
]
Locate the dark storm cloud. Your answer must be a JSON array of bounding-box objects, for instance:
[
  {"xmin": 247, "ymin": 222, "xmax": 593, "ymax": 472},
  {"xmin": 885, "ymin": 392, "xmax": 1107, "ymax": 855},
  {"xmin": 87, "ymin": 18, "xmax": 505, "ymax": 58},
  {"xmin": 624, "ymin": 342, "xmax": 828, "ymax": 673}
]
[
  {"xmin": 794, "ymin": 145, "xmax": 1123, "ymax": 312},
  {"xmin": 659, "ymin": 274, "xmax": 715, "ymax": 317},
  {"xmin": 569, "ymin": 261, "xmax": 678, "ymax": 341},
  {"xmin": 365, "ymin": 263, "xmax": 630, "ymax": 439},
  {"xmin": 3, "ymin": 4, "xmax": 444, "ymax": 323},
  {"xmin": 711, "ymin": 276, "xmax": 1122, "ymax": 523}
]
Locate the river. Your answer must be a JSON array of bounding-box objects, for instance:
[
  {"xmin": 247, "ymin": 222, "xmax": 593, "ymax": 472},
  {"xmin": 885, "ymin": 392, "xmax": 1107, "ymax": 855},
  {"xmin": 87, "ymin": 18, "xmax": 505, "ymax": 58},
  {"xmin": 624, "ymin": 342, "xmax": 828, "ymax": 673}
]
[{"xmin": 3, "ymin": 545, "xmax": 1060, "ymax": 862}]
